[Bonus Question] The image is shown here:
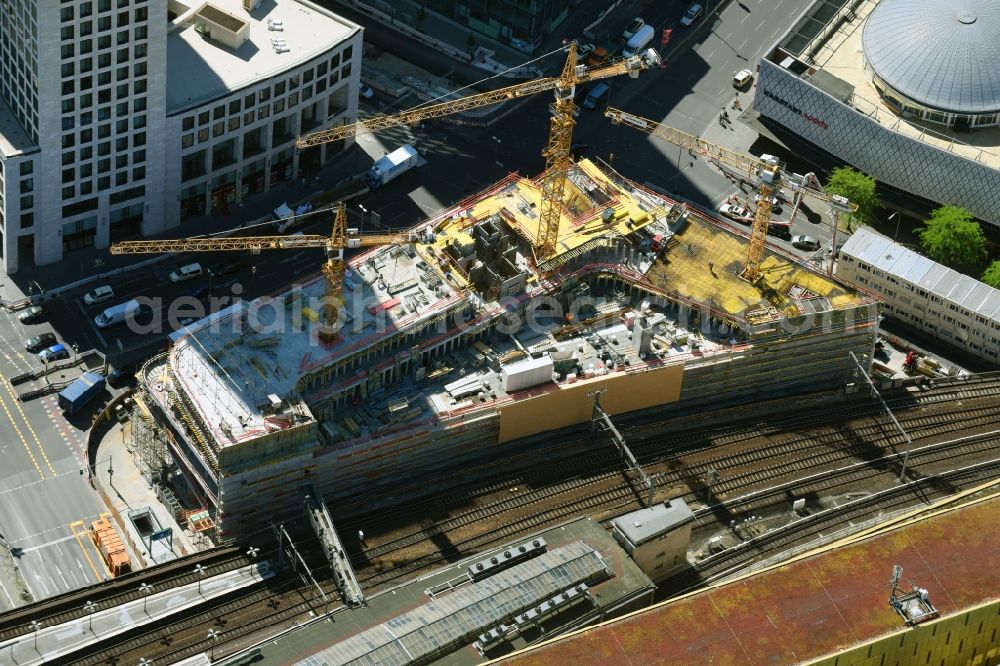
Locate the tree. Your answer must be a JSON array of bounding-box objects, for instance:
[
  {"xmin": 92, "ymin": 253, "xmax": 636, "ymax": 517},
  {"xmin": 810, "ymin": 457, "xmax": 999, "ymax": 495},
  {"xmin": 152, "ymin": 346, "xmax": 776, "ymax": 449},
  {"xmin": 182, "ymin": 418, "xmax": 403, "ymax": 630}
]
[
  {"xmin": 918, "ymin": 205, "xmax": 986, "ymax": 272},
  {"xmin": 466, "ymin": 32, "xmax": 476, "ymax": 55},
  {"xmin": 982, "ymin": 260, "xmax": 1000, "ymax": 289},
  {"xmin": 823, "ymin": 166, "xmax": 877, "ymax": 229},
  {"xmin": 416, "ymin": 7, "xmax": 426, "ymax": 32}
]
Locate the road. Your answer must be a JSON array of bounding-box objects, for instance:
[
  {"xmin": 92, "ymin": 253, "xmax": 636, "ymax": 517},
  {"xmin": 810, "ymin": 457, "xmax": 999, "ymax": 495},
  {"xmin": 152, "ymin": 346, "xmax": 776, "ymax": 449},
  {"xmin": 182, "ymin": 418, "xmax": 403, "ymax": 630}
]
[
  {"xmin": 0, "ymin": 0, "xmax": 820, "ymax": 608},
  {"xmin": 0, "ymin": 306, "xmax": 109, "ymax": 611}
]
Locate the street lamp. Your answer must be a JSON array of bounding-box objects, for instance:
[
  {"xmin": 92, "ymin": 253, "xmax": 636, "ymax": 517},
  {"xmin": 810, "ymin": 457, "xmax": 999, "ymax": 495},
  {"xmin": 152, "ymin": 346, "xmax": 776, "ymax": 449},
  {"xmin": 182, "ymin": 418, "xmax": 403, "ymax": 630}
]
[
  {"xmin": 30, "ymin": 620, "xmax": 42, "ymax": 654},
  {"xmin": 207, "ymin": 628, "xmax": 220, "ymax": 660},
  {"xmin": 358, "ymin": 203, "xmax": 368, "ymax": 227},
  {"xmin": 889, "ymin": 212, "xmax": 900, "ymax": 240},
  {"xmin": 139, "ymin": 658, "xmax": 153, "ymax": 666},
  {"xmin": 140, "ymin": 583, "xmax": 153, "ymax": 616},
  {"xmin": 195, "ymin": 564, "xmax": 207, "ymax": 595},
  {"xmin": 84, "ymin": 600, "xmax": 98, "ymax": 635},
  {"xmin": 491, "ymin": 136, "xmax": 502, "ymax": 167}
]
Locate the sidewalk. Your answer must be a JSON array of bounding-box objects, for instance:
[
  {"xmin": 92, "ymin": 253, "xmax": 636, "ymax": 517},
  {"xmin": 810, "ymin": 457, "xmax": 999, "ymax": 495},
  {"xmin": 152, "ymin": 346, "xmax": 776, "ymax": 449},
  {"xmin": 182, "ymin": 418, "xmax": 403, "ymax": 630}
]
[
  {"xmin": 93, "ymin": 420, "xmax": 203, "ymax": 568},
  {"xmin": 5, "ymin": 146, "xmax": 374, "ymax": 303}
]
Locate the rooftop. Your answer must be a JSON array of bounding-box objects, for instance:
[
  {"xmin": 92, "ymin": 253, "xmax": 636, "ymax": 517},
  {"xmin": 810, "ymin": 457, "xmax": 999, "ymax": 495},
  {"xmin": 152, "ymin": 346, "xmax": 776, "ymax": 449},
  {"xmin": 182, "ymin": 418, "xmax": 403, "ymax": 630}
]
[
  {"xmin": 777, "ymin": 0, "xmax": 1000, "ymax": 169},
  {"xmin": 166, "ymin": 0, "xmax": 358, "ymax": 112},
  {"xmin": 255, "ymin": 517, "xmax": 654, "ymax": 665},
  {"xmin": 839, "ymin": 227, "xmax": 1000, "ymax": 321},
  {"xmin": 0, "ymin": 97, "xmax": 37, "ymax": 157},
  {"xmin": 612, "ymin": 498, "xmax": 694, "ymax": 546},
  {"xmin": 499, "ymin": 484, "xmax": 1000, "ymax": 665},
  {"xmin": 862, "ymin": 0, "xmax": 1000, "ymax": 114}
]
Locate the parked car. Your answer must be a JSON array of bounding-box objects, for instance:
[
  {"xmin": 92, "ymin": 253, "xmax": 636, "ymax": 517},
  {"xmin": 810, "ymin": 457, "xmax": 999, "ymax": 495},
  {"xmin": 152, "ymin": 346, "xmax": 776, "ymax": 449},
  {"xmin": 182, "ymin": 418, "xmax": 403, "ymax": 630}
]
[
  {"xmin": 169, "ymin": 263, "xmax": 203, "ymax": 283},
  {"xmin": 108, "ymin": 365, "xmax": 137, "ymax": 388},
  {"xmin": 586, "ymin": 46, "xmax": 612, "ymax": 67},
  {"xmin": 25, "ymin": 332, "xmax": 57, "ymax": 353},
  {"xmin": 18, "ymin": 305, "xmax": 46, "ymax": 323},
  {"xmin": 622, "ymin": 17, "xmax": 645, "ymax": 42},
  {"xmin": 792, "ymin": 235, "xmax": 821, "ymax": 251},
  {"xmin": 359, "ymin": 84, "xmax": 375, "ymax": 99},
  {"xmin": 189, "ymin": 286, "xmax": 211, "ymax": 300},
  {"xmin": 718, "ymin": 202, "xmax": 753, "ymax": 224},
  {"xmin": 575, "ymin": 43, "xmax": 596, "ymax": 63},
  {"xmin": 39, "ymin": 344, "xmax": 70, "ymax": 363},
  {"xmin": 733, "ymin": 69, "xmax": 753, "ymax": 88},
  {"xmin": 209, "ymin": 260, "xmax": 246, "ymax": 277},
  {"xmin": 680, "ymin": 3, "xmax": 703, "ymax": 27},
  {"xmin": 83, "ymin": 285, "xmax": 115, "ymax": 305}
]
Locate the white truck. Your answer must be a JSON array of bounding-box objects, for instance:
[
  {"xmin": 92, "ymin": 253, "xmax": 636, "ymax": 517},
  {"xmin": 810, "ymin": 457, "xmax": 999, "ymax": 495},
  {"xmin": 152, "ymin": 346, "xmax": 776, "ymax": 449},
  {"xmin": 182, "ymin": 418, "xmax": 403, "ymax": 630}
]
[
  {"xmin": 366, "ymin": 144, "xmax": 420, "ymax": 189},
  {"xmin": 272, "ymin": 202, "xmax": 314, "ymax": 233}
]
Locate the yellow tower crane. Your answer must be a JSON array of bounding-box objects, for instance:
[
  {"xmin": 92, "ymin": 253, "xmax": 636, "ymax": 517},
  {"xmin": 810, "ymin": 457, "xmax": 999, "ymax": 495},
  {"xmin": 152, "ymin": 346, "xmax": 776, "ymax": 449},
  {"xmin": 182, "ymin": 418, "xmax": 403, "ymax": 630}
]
[
  {"xmin": 603, "ymin": 107, "xmax": 856, "ymax": 282},
  {"xmin": 297, "ymin": 43, "xmax": 661, "ymax": 260},
  {"xmin": 110, "ymin": 204, "xmax": 412, "ymax": 340}
]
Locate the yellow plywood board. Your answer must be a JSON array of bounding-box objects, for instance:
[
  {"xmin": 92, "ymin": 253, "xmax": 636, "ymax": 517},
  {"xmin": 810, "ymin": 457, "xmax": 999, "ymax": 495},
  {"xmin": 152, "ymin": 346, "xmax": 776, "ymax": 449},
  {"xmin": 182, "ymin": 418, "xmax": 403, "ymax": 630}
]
[
  {"xmin": 434, "ymin": 161, "xmax": 657, "ymax": 263},
  {"xmin": 645, "ymin": 214, "xmax": 864, "ymax": 318},
  {"xmin": 498, "ymin": 363, "xmax": 683, "ymax": 443}
]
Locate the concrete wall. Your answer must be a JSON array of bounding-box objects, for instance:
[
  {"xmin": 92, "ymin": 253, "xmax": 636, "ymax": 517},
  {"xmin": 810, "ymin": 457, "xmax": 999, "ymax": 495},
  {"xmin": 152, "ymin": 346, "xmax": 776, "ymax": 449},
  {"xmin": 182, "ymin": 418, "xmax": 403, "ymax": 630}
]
[{"xmin": 754, "ymin": 59, "xmax": 1000, "ymax": 231}]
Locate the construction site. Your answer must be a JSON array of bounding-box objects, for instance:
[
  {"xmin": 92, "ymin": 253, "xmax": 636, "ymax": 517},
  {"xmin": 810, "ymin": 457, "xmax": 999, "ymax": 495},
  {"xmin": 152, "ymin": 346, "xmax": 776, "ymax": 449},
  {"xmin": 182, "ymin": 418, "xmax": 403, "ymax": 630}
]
[
  {"xmin": 95, "ymin": 43, "xmax": 883, "ymax": 544},
  {"xmin": 120, "ymin": 145, "xmax": 877, "ymax": 541}
]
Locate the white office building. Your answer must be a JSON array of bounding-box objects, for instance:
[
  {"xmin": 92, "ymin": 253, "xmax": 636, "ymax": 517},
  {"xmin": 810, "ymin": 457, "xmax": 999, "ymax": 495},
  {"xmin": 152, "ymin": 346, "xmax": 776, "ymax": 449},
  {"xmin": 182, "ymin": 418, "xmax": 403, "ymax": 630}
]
[
  {"xmin": 0, "ymin": 0, "xmax": 361, "ymax": 275},
  {"xmin": 837, "ymin": 228, "xmax": 1000, "ymax": 364}
]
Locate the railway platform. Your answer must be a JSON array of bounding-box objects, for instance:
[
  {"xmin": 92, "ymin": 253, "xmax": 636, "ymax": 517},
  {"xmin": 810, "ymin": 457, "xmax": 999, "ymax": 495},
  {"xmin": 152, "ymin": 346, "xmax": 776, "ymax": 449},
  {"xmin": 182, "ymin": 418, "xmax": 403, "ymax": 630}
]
[{"xmin": 0, "ymin": 561, "xmax": 271, "ymax": 665}]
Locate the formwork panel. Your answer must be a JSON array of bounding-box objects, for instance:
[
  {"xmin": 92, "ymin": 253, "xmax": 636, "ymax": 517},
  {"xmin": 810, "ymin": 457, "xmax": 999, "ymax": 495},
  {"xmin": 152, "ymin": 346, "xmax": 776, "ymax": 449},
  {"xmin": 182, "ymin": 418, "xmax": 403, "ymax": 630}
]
[{"xmin": 498, "ymin": 363, "xmax": 683, "ymax": 443}]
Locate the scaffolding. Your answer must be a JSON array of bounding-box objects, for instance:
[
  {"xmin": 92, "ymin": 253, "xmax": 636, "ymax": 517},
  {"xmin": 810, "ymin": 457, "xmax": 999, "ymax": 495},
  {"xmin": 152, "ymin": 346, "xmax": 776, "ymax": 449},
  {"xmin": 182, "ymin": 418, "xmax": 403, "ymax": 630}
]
[{"xmin": 130, "ymin": 395, "xmax": 169, "ymax": 487}]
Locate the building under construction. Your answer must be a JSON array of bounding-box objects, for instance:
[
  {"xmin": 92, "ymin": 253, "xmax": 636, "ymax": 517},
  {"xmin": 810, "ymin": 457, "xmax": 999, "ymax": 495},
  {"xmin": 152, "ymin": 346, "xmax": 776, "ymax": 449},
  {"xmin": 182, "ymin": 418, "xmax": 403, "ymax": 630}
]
[{"xmin": 134, "ymin": 160, "xmax": 879, "ymax": 541}]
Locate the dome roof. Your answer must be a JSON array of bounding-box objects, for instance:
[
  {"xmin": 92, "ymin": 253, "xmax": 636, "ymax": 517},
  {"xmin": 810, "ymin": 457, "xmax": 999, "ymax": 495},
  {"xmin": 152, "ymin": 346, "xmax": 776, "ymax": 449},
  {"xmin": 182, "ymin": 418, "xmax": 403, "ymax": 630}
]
[{"xmin": 862, "ymin": 0, "xmax": 1000, "ymax": 114}]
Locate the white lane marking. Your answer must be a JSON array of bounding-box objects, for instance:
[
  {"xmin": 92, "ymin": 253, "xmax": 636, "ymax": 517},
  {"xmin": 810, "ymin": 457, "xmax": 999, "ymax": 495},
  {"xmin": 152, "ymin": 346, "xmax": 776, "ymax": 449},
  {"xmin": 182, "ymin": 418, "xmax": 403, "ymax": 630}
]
[
  {"xmin": 756, "ymin": 19, "xmax": 766, "ymax": 31},
  {"xmin": 56, "ymin": 567, "xmax": 70, "ymax": 591},
  {"xmin": 19, "ymin": 533, "xmax": 78, "ymax": 553},
  {"xmin": 33, "ymin": 572, "xmax": 51, "ymax": 597},
  {"xmin": 0, "ymin": 573, "xmax": 16, "ymax": 608}
]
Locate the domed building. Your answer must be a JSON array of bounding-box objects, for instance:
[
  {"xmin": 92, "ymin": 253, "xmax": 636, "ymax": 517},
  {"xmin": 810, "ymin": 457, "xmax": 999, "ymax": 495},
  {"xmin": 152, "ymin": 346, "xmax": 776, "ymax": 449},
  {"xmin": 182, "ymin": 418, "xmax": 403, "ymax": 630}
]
[{"xmin": 862, "ymin": 0, "xmax": 1000, "ymax": 129}]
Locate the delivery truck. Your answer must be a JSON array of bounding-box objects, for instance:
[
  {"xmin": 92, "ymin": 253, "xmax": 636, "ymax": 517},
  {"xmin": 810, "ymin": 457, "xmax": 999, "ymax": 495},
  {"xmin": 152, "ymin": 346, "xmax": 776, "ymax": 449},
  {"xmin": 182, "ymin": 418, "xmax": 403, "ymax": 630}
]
[
  {"xmin": 366, "ymin": 144, "xmax": 420, "ymax": 189},
  {"xmin": 58, "ymin": 371, "xmax": 105, "ymax": 415}
]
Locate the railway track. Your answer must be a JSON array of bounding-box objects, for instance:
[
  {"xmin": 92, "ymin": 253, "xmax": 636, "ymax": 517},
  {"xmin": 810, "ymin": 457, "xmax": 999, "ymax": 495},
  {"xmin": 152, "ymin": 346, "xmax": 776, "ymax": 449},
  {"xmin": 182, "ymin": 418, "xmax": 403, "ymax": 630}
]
[{"xmin": 347, "ymin": 390, "xmax": 1000, "ymax": 592}]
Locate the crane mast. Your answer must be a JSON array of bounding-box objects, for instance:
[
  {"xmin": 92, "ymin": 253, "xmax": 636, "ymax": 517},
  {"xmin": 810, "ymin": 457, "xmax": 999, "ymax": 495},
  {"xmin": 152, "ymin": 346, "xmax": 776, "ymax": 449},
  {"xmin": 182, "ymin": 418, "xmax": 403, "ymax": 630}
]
[{"xmin": 603, "ymin": 107, "xmax": 855, "ymax": 282}]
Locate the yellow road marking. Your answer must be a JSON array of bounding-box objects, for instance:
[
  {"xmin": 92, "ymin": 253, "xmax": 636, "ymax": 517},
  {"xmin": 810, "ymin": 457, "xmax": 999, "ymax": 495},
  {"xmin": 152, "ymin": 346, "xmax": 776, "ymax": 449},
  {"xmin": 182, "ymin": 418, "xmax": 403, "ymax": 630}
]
[
  {"xmin": 69, "ymin": 520, "xmax": 105, "ymax": 583},
  {"xmin": 0, "ymin": 385, "xmax": 45, "ymax": 481},
  {"xmin": 0, "ymin": 379, "xmax": 56, "ymax": 476}
]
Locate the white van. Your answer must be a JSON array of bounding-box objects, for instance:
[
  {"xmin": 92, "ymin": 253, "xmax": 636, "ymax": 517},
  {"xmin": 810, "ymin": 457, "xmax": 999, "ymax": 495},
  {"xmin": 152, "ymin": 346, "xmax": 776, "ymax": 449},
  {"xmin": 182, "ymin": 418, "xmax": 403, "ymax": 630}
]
[
  {"xmin": 95, "ymin": 299, "xmax": 142, "ymax": 328},
  {"xmin": 680, "ymin": 3, "xmax": 703, "ymax": 27},
  {"xmin": 623, "ymin": 24, "xmax": 655, "ymax": 57},
  {"xmin": 169, "ymin": 263, "xmax": 203, "ymax": 283},
  {"xmin": 83, "ymin": 285, "xmax": 115, "ymax": 305}
]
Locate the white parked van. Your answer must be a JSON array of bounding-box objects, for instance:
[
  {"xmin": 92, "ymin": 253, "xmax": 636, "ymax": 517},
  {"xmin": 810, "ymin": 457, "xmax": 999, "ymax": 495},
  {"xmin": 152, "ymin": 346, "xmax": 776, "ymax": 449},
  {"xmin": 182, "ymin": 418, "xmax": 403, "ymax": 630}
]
[
  {"xmin": 169, "ymin": 263, "xmax": 203, "ymax": 283},
  {"xmin": 95, "ymin": 299, "xmax": 142, "ymax": 328},
  {"xmin": 623, "ymin": 24, "xmax": 655, "ymax": 57},
  {"xmin": 83, "ymin": 285, "xmax": 115, "ymax": 305}
]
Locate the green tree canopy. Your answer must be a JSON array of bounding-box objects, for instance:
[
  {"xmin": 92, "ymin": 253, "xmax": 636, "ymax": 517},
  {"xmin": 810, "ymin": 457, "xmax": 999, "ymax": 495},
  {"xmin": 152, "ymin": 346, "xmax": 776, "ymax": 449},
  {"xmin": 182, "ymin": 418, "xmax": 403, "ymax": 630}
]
[
  {"xmin": 982, "ymin": 260, "xmax": 1000, "ymax": 289},
  {"xmin": 918, "ymin": 205, "xmax": 986, "ymax": 272},
  {"xmin": 824, "ymin": 166, "xmax": 877, "ymax": 228}
]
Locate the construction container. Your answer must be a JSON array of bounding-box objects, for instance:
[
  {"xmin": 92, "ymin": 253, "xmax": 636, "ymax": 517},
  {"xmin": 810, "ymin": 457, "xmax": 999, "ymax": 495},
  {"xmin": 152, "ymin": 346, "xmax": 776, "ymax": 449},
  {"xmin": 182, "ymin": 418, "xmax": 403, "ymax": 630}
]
[
  {"xmin": 90, "ymin": 517, "xmax": 131, "ymax": 577},
  {"xmin": 501, "ymin": 356, "xmax": 554, "ymax": 392}
]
